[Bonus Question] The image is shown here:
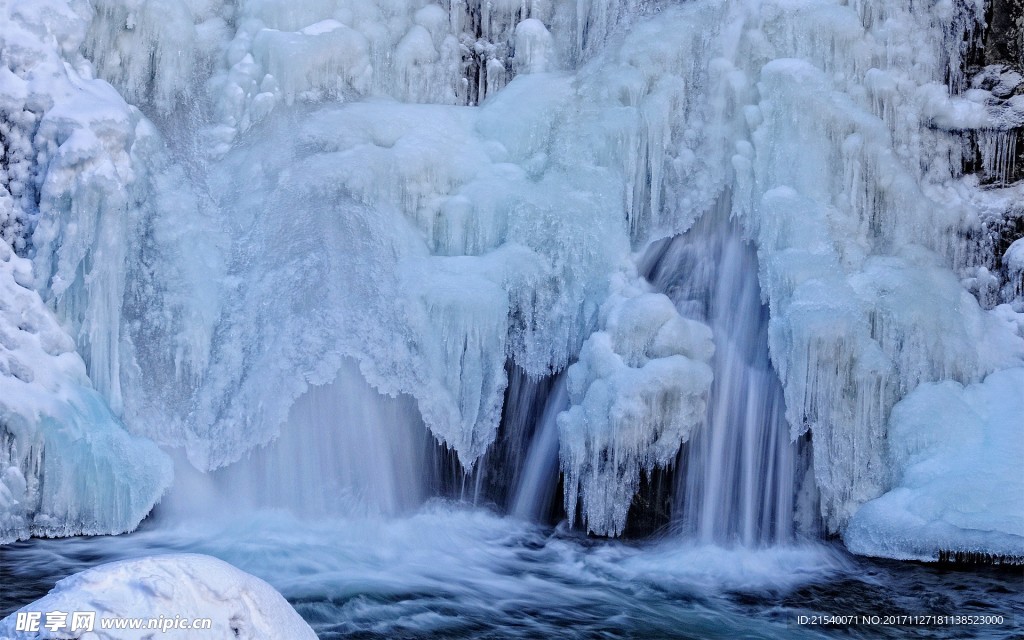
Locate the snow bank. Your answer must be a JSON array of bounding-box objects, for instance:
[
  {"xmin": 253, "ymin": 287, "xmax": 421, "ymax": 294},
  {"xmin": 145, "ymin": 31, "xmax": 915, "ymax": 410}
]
[
  {"xmin": 0, "ymin": 554, "xmax": 317, "ymax": 639},
  {"xmin": 845, "ymin": 368, "xmax": 1024, "ymax": 561},
  {"xmin": 0, "ymin": 240, "xmax": 171, "ymax": 543}
]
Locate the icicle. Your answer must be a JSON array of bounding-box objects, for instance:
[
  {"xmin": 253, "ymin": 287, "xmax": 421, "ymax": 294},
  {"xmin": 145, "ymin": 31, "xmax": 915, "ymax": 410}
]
[
  {"xmin": 978, "ymin": 129, "xmax": 1019, "ymax": 186},
  {"xmin": 558, "ymin": 274, "xmax": 713, "ymax": 536}
]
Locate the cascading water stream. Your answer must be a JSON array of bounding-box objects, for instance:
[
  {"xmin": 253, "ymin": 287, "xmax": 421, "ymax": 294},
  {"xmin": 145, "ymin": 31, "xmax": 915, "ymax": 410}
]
[
  {"xmin": 510, "ymin": 375, "xmax": 568, "ymax": 521},
  {"xmin": 644, "ymin": 202, "xmax": 808, "ymax": 546},
  {"xmin": 155, "ymin": 359, "xmax": 431, "ymax": 522}
]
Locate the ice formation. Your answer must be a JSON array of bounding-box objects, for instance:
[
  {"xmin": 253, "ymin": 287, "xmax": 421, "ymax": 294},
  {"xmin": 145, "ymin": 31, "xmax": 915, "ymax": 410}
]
[
  {"xmin": 0, "ymin": 0, "xmax": 1021, "ymax": 557},
  {"xmin": 0, "ymin": 553, "xmax": 318, "ymax": 639},
  {"xmin": 559, "ymin": 274, "xmax": 714, "ymax": 535},
  {"xmin": 0, "ymin": 240, "xmax": 171, "ymax": 543},
  {"xmin": 728, "ymin": 1, "xmax": 1024, "ymax": 539},
  {"xmin": 845, "ymin": 368, "xmax": 1024, "ymax": 561}
]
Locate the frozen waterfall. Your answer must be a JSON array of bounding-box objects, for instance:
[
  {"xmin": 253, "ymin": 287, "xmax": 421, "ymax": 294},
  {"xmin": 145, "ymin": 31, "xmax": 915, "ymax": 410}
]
[{"xmin": 0, "ymin": 0, "xmax": 1022, "ymax": 567}]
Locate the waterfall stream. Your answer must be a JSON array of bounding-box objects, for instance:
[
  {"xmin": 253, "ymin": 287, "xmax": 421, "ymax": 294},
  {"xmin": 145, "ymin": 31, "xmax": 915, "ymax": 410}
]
[{"xmin": 644, "ymin": 204, "xmax": 807, "ymax": 546}]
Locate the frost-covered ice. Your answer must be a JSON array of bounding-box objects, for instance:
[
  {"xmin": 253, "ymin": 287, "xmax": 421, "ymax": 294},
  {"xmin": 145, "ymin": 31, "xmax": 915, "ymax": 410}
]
[
  {"xmin": 0, "ymin": 0, "xmax": 225, "ymax": 424},
  {"xmin": 845, "ymin": 368, "xmax": 1024, "ymax": 561},
  {"xmin": 1, "ymin": 0, "xmax": 1022, "ymax": 559},
  {"xmin": 559, "ymin": 273, "xmax": 714, "ymax": 535},
  {"xmin": 0, "ymin": 553, "xmax": 317, "ymax": 639},
  {"xmin": 0, "ymin": 240, "xmax": 170, "ymax": 543},
  {"xmin": 83, "ymin": 0, "xmax": 651, "ymax": 153}
]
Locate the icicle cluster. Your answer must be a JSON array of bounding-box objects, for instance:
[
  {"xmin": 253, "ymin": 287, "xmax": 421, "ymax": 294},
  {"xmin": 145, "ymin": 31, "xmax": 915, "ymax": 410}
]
[
  {"xmin": 0, "ymin": 240, "xmax": 171, "ymax": 543},
  {"xmin": 559, "ymin": 274, "xmax": 713, "ymax": 536}
]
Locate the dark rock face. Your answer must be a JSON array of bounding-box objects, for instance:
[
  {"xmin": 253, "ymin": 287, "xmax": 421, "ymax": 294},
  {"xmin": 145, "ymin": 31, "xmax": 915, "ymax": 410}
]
[
  {"xmin": 985, "ymin": 0, "xmax": 1024, "ymax": 68},
  {"xmin": 954, "ymin": 1, "xmax": 1024, "ymax": 317}
]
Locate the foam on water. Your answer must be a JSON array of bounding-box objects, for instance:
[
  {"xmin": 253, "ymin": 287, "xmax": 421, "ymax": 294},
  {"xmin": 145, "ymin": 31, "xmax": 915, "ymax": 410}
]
[{"xmin": 0, "ymin": 505, "xmax": 853, "ymax": 639}]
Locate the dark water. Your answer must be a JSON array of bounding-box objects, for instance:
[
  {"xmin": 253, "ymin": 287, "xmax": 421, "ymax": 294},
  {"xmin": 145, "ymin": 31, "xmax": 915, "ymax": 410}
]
[{"xmin": 2, "ymin": 505, "xmax": 1020, "ymax": 639}]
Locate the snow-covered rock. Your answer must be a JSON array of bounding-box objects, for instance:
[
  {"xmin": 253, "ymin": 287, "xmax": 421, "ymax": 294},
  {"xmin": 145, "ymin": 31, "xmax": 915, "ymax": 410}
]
[{"xmin": 0, "ymin": 554, "xmax": 317, "ymax": 639}]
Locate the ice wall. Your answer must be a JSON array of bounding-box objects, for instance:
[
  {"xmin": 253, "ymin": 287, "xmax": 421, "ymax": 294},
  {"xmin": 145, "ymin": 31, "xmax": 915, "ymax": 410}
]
[
  {"xmin": 0, "ymin": 1, "xmax": 177, "ymax": 542},
  {"xmin": 728, "ymin": 0, "xmax": 1024, "ymax": 539},
  {"xmin": 82, "ymin": 0, "xmax": 651, "ymax": 154},
  {"xmin": 0, "ymin": 240, "xmax": 171, "ymax": 543},
  {"xmin": 3, "ymin": 0, "xmax": 1021, "ymax": 556},
  {"xmin": 76, "ymin": 1, "xmax": 737, "ymax": 481},
  {"xmin": 0, "ymin": 0, "xmax": 225, "ymax": 434}
]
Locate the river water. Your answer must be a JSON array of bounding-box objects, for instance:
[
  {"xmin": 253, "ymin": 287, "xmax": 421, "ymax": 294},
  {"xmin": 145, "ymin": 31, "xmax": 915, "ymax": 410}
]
[{"xmin": 2, "ymin": 505, "xmax": 1020, "ymax": 639}]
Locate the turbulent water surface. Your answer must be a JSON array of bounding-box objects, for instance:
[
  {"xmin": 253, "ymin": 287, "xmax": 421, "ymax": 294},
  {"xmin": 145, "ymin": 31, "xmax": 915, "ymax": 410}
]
[{"xmin": 2, "ymin": 507, "xmax": 1021, "ymax": 639}]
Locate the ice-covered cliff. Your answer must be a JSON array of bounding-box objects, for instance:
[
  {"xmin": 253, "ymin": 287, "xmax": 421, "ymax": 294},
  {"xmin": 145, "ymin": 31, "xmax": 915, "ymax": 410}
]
[
  {"xmin": 0, "ymin": 239, "xmax": 170, "ymax": 543},
  {"xmin": 1, "ymin": 0, "xmax": 1021, "ymax": 558}
]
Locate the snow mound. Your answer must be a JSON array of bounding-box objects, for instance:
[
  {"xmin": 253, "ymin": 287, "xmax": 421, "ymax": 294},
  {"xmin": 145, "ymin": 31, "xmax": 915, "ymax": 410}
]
[
  {"xmin": 844, "ymin": 368, "xmax": 1024, "ymax": 561},
  {"xmin": 0, "ymin": 554, "xmax": 317, "ymax": 639},
  {"xmin": 0, "ymin": 240, "xmax": 171, "ymax": 543},
  {"xmin": 559, "ymin": 274, "xmax": 714, "ymax": 535}
]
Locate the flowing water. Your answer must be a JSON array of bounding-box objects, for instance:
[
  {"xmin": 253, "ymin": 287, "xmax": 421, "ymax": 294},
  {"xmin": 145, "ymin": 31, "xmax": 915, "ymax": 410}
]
[
  {"xmin": 2, "ymin": 509, "xmax": 1021, "ymax": 639},
  {"xmin": 643, "ymin": 202, "xmax": 805, "ymax": 546},
  {"xmin": 2, "ymin": 212, "xmax": 1021, "ymax": 639}
]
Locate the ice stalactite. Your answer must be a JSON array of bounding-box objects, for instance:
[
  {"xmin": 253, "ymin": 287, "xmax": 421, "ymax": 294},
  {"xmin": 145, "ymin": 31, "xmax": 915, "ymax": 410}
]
[
  {"xmin": 0, "ymin": 240, "xmax": 171, "ymax": 543},
  {"xmin": 978, "ymin": 129, "xmax": 1020, "ymax": 186},
  {"xmin": 2, "ymin": 0, "xmax": 1022, "ymax": 558},
  {"xmin": 559, "ymin": 273, "xmax": 713, "ymax": 536}
]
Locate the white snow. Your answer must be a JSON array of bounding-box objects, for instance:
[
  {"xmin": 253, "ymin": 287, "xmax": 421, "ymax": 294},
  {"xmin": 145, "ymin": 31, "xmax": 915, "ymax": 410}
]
[
  {"xmin": 0, "ymin": 554, "xmax": 317, "ymax": 639},
  {"xmin": 845, "ymin": 368, "xmax": 1024, "ymax": 561}
]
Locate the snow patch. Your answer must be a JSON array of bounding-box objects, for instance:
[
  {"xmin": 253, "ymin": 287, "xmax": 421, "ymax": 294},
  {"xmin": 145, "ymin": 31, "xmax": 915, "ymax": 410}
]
[{"xmin": 0, "ymin": 554, "xmax": 317, "ymax": 639}]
